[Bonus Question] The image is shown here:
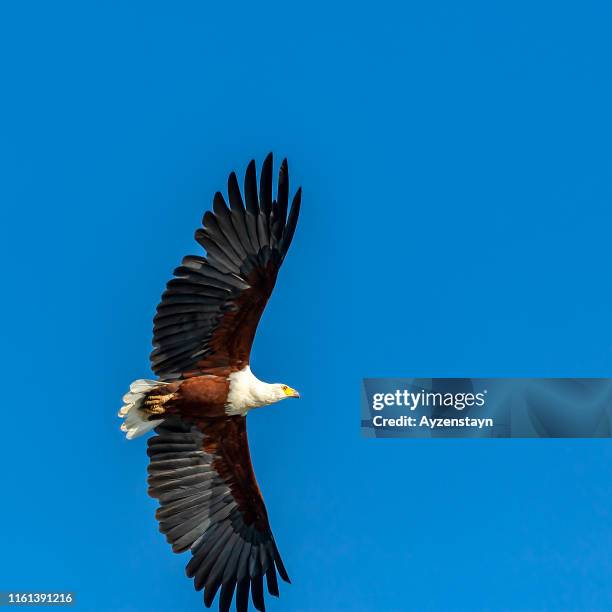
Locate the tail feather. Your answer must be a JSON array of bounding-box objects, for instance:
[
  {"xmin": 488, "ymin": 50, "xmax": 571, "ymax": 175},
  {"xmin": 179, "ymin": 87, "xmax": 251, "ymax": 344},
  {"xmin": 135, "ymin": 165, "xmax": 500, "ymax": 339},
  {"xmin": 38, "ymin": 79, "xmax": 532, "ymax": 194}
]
[{"xmin": 119, "ymin": 379, "xmax": 168, "ymax": 439}]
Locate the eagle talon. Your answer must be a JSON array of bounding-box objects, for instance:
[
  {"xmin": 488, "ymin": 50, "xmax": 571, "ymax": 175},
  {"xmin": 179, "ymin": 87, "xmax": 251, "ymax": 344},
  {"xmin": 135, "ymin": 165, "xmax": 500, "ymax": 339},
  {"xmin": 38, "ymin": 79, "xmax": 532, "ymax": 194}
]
[{"xmin": 143, "ymin": 393, "xmax": 173, "ymax": 415}]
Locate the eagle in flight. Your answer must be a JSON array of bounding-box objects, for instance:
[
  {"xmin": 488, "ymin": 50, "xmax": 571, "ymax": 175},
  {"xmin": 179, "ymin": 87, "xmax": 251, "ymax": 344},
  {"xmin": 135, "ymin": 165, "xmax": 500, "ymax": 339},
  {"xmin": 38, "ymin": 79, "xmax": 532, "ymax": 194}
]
[{"xmin": 119, "ymin": 154, "xmax": 301, "ymax": 612}]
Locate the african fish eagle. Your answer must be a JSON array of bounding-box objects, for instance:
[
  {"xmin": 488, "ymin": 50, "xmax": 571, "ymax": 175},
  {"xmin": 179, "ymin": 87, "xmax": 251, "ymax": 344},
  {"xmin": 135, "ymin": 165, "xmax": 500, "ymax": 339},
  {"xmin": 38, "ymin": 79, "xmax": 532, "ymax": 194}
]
[{"xmin": 119, "ymin": 154, "xmax": 301, "ymax": 612}]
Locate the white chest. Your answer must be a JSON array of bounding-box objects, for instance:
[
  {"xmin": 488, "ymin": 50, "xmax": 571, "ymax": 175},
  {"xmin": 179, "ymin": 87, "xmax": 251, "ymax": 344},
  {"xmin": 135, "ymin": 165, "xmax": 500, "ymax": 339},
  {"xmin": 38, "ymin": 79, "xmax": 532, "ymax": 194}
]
[{"xmin": 225, "ymin": 366, "xmax": 274, "ymax": 416}]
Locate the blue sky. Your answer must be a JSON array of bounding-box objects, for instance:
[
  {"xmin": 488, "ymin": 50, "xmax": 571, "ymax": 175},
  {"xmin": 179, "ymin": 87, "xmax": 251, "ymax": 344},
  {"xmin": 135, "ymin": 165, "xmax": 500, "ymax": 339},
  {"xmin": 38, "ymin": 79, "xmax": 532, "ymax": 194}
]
[{"xmin": 1, "ymin": 1, "xmax": 612, "ymax": 610}]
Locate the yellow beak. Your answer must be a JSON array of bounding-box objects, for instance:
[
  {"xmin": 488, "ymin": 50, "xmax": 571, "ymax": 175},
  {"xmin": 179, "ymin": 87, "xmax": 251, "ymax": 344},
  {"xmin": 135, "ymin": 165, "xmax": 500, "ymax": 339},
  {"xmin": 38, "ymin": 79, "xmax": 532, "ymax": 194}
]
[{"xmin": 284, "ymin": 386, "xmax": 300, "ymax": 398}]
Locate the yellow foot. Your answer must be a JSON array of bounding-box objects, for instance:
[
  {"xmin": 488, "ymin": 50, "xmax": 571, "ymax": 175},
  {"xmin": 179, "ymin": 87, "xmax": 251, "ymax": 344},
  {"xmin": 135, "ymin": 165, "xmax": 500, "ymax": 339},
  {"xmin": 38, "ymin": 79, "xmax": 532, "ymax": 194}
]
[{"xmin": 143, "ymin": 393, "xmax": 173, "ymax": 415}]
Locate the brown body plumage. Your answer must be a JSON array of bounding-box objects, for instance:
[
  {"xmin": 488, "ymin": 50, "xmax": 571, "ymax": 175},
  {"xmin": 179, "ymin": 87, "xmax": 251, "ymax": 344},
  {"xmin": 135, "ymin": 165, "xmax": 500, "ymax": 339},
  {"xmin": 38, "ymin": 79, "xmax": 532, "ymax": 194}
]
[{"xmin": 145, "ymin": 375, "xmax": 230, "ymax": 419}]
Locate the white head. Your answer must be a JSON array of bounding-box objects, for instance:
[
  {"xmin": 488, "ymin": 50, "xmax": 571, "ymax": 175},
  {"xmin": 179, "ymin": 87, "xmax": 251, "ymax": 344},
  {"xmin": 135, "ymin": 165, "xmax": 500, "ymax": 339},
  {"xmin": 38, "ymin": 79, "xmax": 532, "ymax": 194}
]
[{"xmin": 270, "ymin": 383, "xmax": 300, "ymax": 402}]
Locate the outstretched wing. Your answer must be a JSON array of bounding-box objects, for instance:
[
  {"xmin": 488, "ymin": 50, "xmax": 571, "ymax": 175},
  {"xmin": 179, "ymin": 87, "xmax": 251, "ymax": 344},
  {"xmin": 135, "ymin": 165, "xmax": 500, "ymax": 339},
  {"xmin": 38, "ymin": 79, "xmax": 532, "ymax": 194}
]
[
  {"xmin": 148, "ymin": 417, "xmax": 290, "ymax": 612},
  {"xmin": 151, "ymin": 154, "xmax": 301, "ymax": 379}
]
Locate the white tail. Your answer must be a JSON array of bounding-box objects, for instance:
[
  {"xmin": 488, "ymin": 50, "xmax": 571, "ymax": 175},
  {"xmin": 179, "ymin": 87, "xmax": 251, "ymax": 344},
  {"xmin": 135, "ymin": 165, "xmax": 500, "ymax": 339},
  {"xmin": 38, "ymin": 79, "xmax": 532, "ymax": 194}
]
[{"xmin": 118, "ymin": 379, "xmax": 168, "ymax": 439}]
